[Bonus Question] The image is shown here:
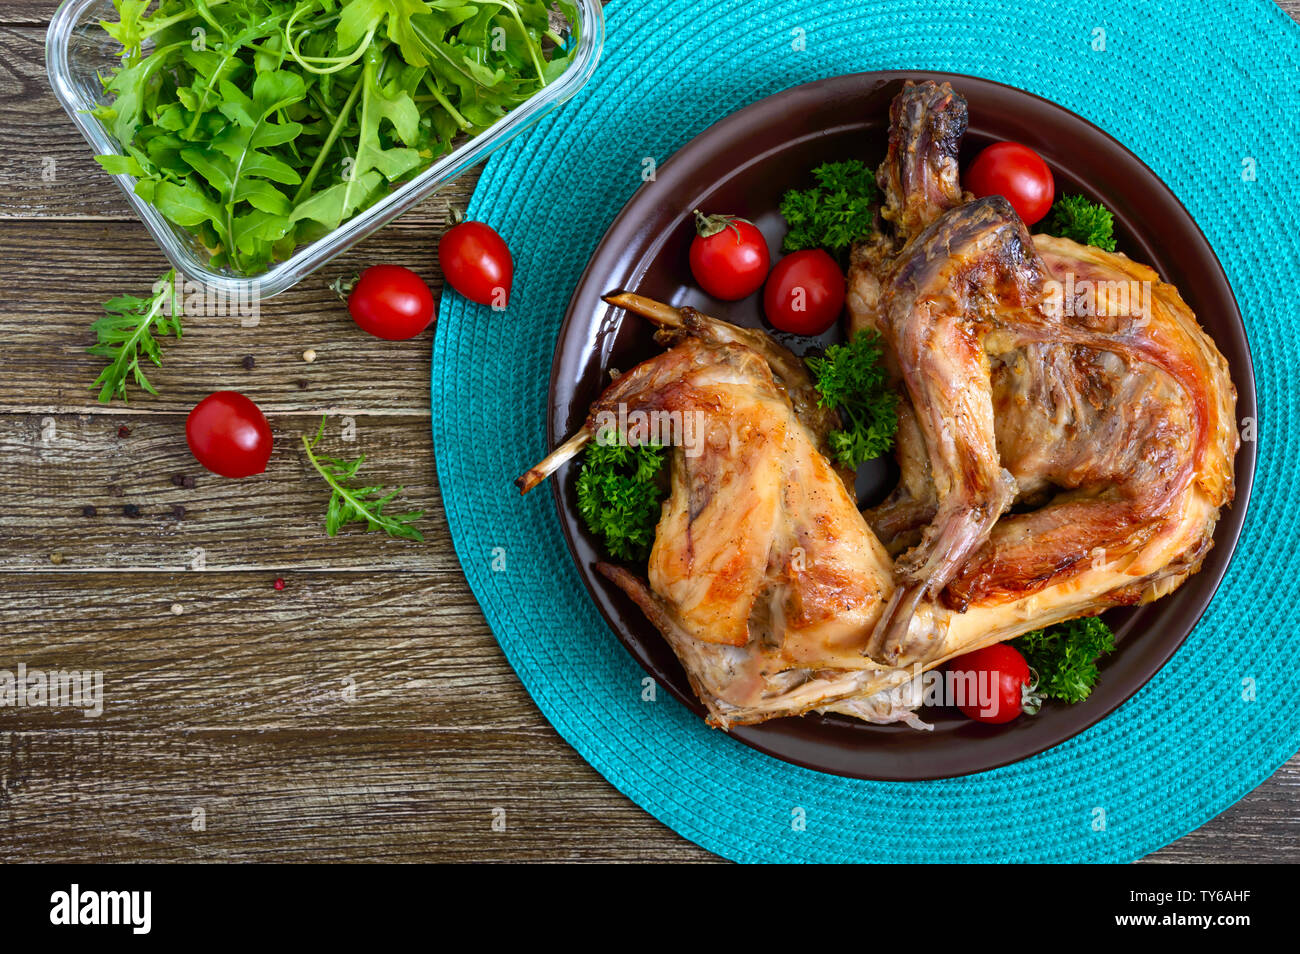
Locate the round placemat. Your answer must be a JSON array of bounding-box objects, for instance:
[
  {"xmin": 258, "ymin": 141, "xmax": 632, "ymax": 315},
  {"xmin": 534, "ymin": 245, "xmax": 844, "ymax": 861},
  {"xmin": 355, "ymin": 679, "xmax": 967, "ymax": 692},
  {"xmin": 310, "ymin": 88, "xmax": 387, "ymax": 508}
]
[{"xmin": 431, "ymin": 0, "xmax": 1300, "ymax": 862}]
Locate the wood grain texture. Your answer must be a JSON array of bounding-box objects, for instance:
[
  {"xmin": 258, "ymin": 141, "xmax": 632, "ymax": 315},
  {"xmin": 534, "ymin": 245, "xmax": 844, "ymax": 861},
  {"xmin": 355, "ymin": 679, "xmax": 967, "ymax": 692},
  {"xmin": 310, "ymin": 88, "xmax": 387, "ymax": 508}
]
[
  {"xmin": 0, "ymin": 220, "xmax": 441, "ymax": 414},
  {"xmin": 0, "ymin": 572, "xmax": 537, "ymax": 730},
  {"xmin": 0, "ymin": 729, "xmax": 716, "ymax": 862},
  {"xmin": 0, "ymin": 0, "xmax": 1294, "ymax": 863},
  {"xmin": 0, "ymin": 413, "xmax": 450, "ymax": 570},
  {"xmin": 2, "ymin": 1, "xmax": 74, "ymax": 25}
]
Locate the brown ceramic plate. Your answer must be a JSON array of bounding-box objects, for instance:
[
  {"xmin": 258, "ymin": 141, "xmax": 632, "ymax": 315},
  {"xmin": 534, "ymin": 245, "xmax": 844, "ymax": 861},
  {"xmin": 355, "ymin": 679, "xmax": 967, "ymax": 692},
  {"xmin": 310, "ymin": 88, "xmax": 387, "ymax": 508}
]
[{"xmin": 546, "ymin": 71, "xmax": 1256, "ymax": 781}]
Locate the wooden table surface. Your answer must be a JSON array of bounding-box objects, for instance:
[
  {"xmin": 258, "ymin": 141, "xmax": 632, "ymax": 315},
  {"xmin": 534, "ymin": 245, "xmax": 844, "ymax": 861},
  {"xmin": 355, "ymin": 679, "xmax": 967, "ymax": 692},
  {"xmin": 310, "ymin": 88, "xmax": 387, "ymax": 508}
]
[{"xmin": 0, "ymin": 0, "xmax": 1295, "ymax": 863}]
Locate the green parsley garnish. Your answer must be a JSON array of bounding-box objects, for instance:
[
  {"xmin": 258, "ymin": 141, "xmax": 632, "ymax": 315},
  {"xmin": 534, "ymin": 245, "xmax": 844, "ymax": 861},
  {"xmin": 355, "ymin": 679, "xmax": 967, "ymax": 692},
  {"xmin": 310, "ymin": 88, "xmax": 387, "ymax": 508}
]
[
  {"xmin": 778, "ymin": 160, "xmax": 879, "ymax": 258},
  {"xmin": 1015, "ymin": 616, "xmax": 1117, "ymax": 704},
  {"xmin": 805, "ymin": 330, "xmax": 899, "ymax": 469},
  {"xmin": 1043, "ymin": 194, "xmax": 1118, "ymax": 252},
  {"xmin": 575, "ymin": 441, "xmax": 667, "ymax": 562}
]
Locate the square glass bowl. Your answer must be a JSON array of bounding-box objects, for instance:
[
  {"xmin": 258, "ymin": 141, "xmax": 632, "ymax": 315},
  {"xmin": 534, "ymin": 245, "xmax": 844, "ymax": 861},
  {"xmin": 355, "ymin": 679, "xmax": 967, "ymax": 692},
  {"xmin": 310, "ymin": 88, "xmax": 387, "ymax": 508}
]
[{"xmin": 46, "ymin": 0, "xmax": 604, "ymax": 299}]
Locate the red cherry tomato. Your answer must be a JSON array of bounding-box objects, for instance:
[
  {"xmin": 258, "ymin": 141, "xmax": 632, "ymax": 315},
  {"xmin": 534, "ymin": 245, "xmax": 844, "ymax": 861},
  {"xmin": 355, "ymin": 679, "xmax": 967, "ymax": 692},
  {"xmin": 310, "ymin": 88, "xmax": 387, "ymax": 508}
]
[
  {"xmin": 762, "ymin": 248, "xmax": 845, "ymax": 335},
  {"xmin": 964, "ymin": 142, "xmax": 1055, "ymax": 226},
  {"xmin": 438, "ymin": 221, "xmax": 513, "ymax": 307},
  {"xmin": 347, "ymin": 265, "xmax": 435, "ymax": 341},
  {"xmin": 186, "ymin": 391, "xmax": 273, "ymax": 479},
  {"xmin": 948, "ymin": 643, "xmax": 1038, "ymax": 724},
  {"xmin": 688, "ymin": 211, "xmax": 770, "ymax": 300}
]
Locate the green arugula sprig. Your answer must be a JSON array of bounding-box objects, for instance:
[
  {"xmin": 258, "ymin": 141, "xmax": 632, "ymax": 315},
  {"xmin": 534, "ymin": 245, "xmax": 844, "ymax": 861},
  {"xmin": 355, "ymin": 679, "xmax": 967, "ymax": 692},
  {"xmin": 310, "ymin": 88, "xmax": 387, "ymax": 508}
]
[
  {"xmin": 88, "ymin": 269, "xmax": 183, "ymax": 403},
  {"xmin": 575, "ymin": 440, "xmax": 667, "ymax": 562},
  {"xmin": 93, "ymin": 0, "xmax": 580, "ymax": 275},
  {"xmin": 1043, "ymin": 194, "xmax": 1117, "ymax": 252},
  {"xmin": 805, "ymin": 330, "xmax": 899, "ymax": 469},
  {"xmin": 302, "ymin": 416, "xmax": 424, "ymax": 541},
  {"xmin": 1015, "ymin": 616, "xmax": 1116, "ymax": 704},
  {"xmin": 779, "ymin": 159, "xmax": 879, "ymax": 259}
]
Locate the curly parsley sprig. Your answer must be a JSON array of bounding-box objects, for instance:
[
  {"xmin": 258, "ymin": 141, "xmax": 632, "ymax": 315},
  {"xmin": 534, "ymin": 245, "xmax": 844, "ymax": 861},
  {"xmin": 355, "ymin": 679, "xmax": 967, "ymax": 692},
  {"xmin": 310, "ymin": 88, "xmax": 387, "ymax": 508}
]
[
  {"xmin": 805, "ymin": 330, "xmax": 899, "ymax": 469},
  {"xmin": 779, "ymin": 160, "xmax": 879, "ymax": 259},
  {"xmin": 302, "ymin": 417, "xmax": 424, "ymax": 542},
  {"xmin": 1015, "ymin": 616, "xmax": 1117, "ymax": 703},
  {"xmin": 575, "ymin": 441, "xmax": 667, "ymax": 562},
  {"xmin": 1044, "ymin": 194, "xmax": 1117, "ymax": 251}
]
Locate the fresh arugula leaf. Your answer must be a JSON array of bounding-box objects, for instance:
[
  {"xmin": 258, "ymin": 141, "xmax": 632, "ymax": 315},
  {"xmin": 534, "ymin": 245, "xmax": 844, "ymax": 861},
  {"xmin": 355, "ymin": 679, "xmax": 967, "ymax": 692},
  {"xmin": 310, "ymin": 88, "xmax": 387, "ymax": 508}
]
[
  {"xmin": 94, "ymin": 154, "xmax": 145, "ymax": 177},
  {"xmin": 340, "ymin": 48, "xmax": 424, "ymax": 217},
  {"xmin": 232, "ymin": 207, "xmax": 295, "ymax": 257},
  {"xmin": 805, "ymin": 330, "xmax": 899, "ymax": 468},
  {"xmin": 152, "ymin": 178, "xmax": 224, "ymax": 227},
  {"xmin": 98, "ymin": 0, "xmax": 154, "ymax": 54},
  {"xmin": 302, "ymin": 416, "xmax": 425, "ymax": 542},
  {"xmin": 87, "ymin": 269, "xmax": 183, "ymax": 403},
  {"xmin": 289, "ymin": 171, "xmax": 384, "ymax": 229}
]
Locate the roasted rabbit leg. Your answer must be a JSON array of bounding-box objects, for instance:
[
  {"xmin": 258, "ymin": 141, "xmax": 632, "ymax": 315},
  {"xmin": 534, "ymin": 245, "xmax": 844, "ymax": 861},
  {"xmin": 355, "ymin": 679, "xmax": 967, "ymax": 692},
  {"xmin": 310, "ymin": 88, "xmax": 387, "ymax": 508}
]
[
  {"xmin": 944, "ymin": 233, "xmax": 1237, "ymax": 610},
  {"xmin": 519, "ymin": 305, "xmax": 919, "ymax": 727},
  {"xmin": 876, "ymin": 79, "xmax": 971, "ymax": 246},
  {"xmin": 850, "ymin": 80, "xmax": 1236, "ymax": 664},
  {"xmin": 850, "ymin": 80, "xmax": 973, "ymax": 557},
  {"xmin": 868, "ymin": 196, "xmax": 1029, "ymax": 660}
]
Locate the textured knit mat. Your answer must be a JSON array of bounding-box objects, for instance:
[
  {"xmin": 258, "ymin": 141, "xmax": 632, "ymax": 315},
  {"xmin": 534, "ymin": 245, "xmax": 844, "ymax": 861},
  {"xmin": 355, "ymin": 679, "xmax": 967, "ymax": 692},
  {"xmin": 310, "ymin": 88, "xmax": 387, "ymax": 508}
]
[{"xmin": 431, "ymin": 0, "xmax": 1300, "ymax": 862}]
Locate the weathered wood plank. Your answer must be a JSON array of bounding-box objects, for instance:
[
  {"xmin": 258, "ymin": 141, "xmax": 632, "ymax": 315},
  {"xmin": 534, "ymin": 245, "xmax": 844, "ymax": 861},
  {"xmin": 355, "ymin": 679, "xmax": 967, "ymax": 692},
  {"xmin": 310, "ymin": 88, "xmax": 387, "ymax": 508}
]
[
  {"xmin": 0, "ymin": 413, "xmax": 454, "ymax": 570},
  {"xmin": 0, "ymin": 726, "xmax": 1291, "ymax": 862},
  {"xmin": 0, "ymin": 24, "xmax": 133, "ymax": 220},
  {"xmin": 0, "ymin": 2, "xmax": 60, "ymax": 26},
  {"xmin": 0, "ymin": 571, "xmax": 546, "ymax": 730},
  {"xmin": 0, "ymin": 728, "xmax": 717, "ymax": 862},
  {"xmin": 0, "ymin": 219, "xmax": 453, "ymax": 415},
  {"xmin": 0, "ymin": 24, "xmax": 477, "ymax": 223}
]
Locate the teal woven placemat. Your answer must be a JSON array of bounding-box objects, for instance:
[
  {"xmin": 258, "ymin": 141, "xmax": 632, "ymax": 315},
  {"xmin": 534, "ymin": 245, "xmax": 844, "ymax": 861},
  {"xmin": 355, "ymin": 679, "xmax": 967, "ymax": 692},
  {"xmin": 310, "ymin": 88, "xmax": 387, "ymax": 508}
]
[{"xmin": 431, "ymin": 0, "xmax": 1300, "ymax": 862}]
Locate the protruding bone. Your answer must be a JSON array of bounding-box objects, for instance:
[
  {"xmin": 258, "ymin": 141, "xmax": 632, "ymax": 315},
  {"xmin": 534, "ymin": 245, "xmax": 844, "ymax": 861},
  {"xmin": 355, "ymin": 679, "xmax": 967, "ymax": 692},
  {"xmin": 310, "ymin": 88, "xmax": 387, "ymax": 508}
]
[
  {"xmin": 515, "ymin": 428, "xmax": 592, "ymax": 495},
  {"xmin": 516, "ymin": 293, "xmax": 684, "ymax": 497},
  {"xmin": 601, "ymin": 291, "xmax": 685, "ymax": 329}
]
